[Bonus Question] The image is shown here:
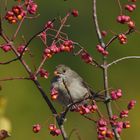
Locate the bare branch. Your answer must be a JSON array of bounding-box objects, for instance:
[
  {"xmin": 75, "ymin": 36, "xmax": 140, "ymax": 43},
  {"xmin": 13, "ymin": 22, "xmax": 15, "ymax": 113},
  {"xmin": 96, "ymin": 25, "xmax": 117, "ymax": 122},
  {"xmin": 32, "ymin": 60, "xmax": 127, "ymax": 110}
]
[
  {"xmin": 12, "ymin": 16, "xmax": 26, "ymax": 41},
  {"xmin": 0, "ymin": 77, "xmax": 30, "ymax": 82},
  {"xmin": 92, "ymin": 0, "xmax": 105, "ymax": 48},
  {"xmin": 107, "ymin": 56, "xmax": 140, "ymax": 67}
]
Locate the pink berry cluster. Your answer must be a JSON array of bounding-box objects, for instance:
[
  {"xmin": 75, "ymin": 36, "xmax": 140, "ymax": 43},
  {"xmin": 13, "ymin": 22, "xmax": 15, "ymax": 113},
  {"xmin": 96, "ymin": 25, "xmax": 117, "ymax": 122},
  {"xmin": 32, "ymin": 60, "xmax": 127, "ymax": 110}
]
[
  {"xmin": 96, "ymin": 45, "xmax": 108, "ymax": 56},
  {"xmin": 5, "ymin": 6, "xmax": 25, "ymax": 24},
  {"xmin": 97, "ymin": 119, "xmax": 114, "ymax": 140},
  {"xmin": 32, "ymin": 123, "xmax": 61, "ymax": 136},
  {"xmin": 80, "ymin": 50, "xmax": 93, "ymax": 63},
  {"xmin": 43, "ymin": 40, "xmax": 74, "ymax": 59},
  {"xmin": 110, "ymin": 89, "xmax": 122, "ymax": 100},
  {"xmin": 125, "ymin": 4, "xmax": 136, "ymax": 12},
  {"xmin": 49, "ymin": 124, "xmax": 61, "ymax": 136},
  {"xmin": 118, "ymin": 34, "xmax": 127, "ymax": 44},
  {"xmin": 5, "ymin": 0, "xmax": 37, "ymax": 24},
  {"xmin": 116, "ymin": 0, "xmax": 136, "ymax": 30},
  {"xmin": 108, "ymin": 89, "xmax": 136, "ymax": 137},
  {"xmin": 50, "ymin": 87, "xmax": 58, "ymax": 100},
  {"xmin": 74, "ymin": 104, "xmax": 98, "ymax": 115},
  {"xmin": 26, "ymin": 0, "xmax": 38, "ymax": 14},
  {"xmin": 39, "ymin": 68, "xmax": 49, "ymax": 79},
  {"xmin": 111, "ymin": 119, "xmax": 130, "ymax": 135}
]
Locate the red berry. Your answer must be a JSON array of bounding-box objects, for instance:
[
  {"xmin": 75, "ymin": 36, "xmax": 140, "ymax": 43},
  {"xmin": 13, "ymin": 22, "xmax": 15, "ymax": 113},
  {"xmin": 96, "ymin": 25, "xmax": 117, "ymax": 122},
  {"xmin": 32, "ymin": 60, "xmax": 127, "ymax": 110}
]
[
  {"xmin": 45, "ymin": 21, "xmax": 54, "ymax": 29},
  {"xmin": 1, "ymin": 44, "xmax": 11, "ymax": 52},
  {"xmin": 101, "ymin": 30, "xmax": 107, "ymax": 37},
  {"xmin": 32, "ymin": 124, "xmax": 41, "ymax": 133},
  {"xmin": 71, "ymin": 9, "xmax": 79, "ymax": 17},
  {"xmin": 39, "ymin": 68, "xmax": 49, "ymax": 79}
]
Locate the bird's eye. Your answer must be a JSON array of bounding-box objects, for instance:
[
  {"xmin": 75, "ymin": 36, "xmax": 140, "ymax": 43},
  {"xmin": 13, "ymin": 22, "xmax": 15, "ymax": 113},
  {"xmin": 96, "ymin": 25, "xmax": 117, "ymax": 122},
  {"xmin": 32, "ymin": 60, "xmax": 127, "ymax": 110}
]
[{"xmin": 63, "ymin": 70, "xmax": 66, "ymax": 73}]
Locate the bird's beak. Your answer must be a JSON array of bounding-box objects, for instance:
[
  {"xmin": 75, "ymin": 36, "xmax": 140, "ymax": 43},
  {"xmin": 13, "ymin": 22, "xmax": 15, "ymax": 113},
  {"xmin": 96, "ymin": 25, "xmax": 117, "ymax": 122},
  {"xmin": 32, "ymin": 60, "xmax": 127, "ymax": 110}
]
[
  {"xmin": 7, "ymin": 132, "xmax": 11, "ymax": 137},
  {"xmin": 54, "ymin": 70, "xmax": 60, "ymax": 76}
]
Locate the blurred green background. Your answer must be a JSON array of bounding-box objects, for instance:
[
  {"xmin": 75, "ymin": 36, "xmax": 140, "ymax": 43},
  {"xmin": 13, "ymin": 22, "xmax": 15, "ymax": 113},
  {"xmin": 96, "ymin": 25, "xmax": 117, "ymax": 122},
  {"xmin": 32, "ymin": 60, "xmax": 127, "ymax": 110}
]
[{"xmin": 0, "ymin": 0, "xmax": 140, "ymax": 140}]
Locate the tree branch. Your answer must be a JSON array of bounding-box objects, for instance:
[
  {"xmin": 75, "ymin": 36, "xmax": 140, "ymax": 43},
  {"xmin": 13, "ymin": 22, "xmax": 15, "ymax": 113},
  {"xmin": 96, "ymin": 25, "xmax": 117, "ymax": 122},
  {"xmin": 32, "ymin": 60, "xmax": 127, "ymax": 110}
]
[
  {"xmin": 92, "ymin": 0, "xmax": 121, "ymax": 140},
  {"xmin": 107, "ymin": 56, "xmax": 140, "ymax": 67}
]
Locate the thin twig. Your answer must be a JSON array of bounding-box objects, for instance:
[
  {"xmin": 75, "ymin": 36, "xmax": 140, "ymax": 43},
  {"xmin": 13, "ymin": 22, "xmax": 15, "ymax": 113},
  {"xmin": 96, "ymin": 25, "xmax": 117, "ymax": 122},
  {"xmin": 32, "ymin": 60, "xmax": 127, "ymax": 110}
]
[
  {"xmin": 107, "ymin": 56, "xmax": 140, "ymax": 67},
  {"xmin": 19, "ymin": 18, "xmax": 56, "ymax": 58},
  {"xmin": 81, "ymin": 115, "xmax": 97, "ymax": 123},
  {"xmin": 0, "ymin": 77, "xmax": 30, "ymax": 82},
  {"xmin": 25, "ymin": 14, "xmax": 40, "ymax": 19},
  {"xmin": 116, "ymin": 0, "xmax": 123, "ymax": 15},
  {"xmin": 105, "ymin": 29, "xmax": 134, "ymax": 50},
  {"xmin": 68, "ymin": 129, "xmax": 82, "ymax": 140},
  {"xmin": 12, "ymin": 16, "xmax": 26, "ymax": 41},
  {"xmin": 92, "ymin": 0, "xmax": 105, "ymax": 48}
]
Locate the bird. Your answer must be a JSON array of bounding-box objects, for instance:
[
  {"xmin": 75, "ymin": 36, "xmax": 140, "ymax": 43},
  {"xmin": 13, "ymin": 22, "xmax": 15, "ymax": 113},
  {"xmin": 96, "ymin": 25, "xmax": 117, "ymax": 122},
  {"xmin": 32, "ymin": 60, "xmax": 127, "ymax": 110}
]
[
  {"xmin": 51, "ymin": 64, "xmax": 100, "ymax": 108},
  {"xmin": 0, "ymin": 130, "xmax": 10, "ymax": 140}
]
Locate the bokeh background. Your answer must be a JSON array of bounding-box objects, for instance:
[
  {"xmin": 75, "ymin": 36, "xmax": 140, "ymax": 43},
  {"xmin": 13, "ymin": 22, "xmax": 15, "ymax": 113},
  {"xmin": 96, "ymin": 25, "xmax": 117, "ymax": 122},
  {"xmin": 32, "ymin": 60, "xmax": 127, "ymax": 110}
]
[{"xmin": 0, "ymin": 0, "xmax": 140, "ymax": 140}]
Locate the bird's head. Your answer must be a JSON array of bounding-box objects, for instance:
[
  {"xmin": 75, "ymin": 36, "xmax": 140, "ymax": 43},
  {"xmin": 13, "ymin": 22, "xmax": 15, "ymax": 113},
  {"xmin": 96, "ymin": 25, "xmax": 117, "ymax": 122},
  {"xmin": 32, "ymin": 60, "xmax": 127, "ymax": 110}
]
[{"xmin": 54, "ymin": 64, "xmax": 72, "ymax": 78}]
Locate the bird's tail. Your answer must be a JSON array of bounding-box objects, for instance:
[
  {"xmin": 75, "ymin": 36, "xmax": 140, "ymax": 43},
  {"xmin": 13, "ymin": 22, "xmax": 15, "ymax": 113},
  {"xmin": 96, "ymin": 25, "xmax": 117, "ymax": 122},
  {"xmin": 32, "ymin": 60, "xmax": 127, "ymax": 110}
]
[{"xmin": 90, "ymin": 90, "xmax": 105, "ymax": 100}]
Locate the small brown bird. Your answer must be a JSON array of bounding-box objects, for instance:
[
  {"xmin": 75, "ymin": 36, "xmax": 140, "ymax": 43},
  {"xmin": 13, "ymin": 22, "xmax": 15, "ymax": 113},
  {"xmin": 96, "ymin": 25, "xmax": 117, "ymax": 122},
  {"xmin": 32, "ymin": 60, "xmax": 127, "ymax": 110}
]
[
  {"xmin": 51, "ymin": 64, "xmax": 99, "ymax": 107},
  {"xmin": 0, "ymin": 130, "xmax": 10, "ymax": 140}
]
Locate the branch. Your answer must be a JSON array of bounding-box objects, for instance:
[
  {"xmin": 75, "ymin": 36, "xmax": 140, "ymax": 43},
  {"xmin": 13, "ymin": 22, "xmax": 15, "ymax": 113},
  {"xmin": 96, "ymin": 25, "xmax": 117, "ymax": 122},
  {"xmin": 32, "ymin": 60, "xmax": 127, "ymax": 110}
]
[
  {"xmin": 0, "ymin": 77, "xmax": 30, "ymax": 82},
  {"xmin": 92, "ymin": 0, "xmax": 105, "ymax": 48},
  {"xmin": 33, "ymin": 79, "xmax": 68, "ymax": 140},
  {"xmin": 107, "ymin": 56, "xmax": 140, "ymax": 67},
  {"xmin": 92, "ymin": 0, "xmax": 121, "ymax": 140},
  {"xmin": 19, "ymin": 18, "xmax": 56, "ymax": 58},
  {"xmin": 11, "ymin": 15, "xmax": 26, "ymax": 41},
  {"xmin": 0, "ymin": 57, "xmax": 19, "ymax": 65},
  {"xmin": 105, "ymin": 29, "xmax": 134, "ymax": 50}
]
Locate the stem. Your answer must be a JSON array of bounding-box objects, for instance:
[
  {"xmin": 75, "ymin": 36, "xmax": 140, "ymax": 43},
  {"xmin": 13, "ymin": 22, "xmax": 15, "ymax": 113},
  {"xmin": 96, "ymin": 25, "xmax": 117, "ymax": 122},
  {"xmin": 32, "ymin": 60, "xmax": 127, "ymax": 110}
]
[
  {"xmin": 0, "ymin": 77, "xmax": 30, "ymax": 81},
  {"xmin": 116, "ymin": 0, "xmax": 123, "ymax": 15},
  {"xmin": 105, "ymin": 29, "xmax": 134, "ymax": 50},
  {"xmin": 103, "ymin": 65, "xmax": 121, "ymax": 140},
  {"xmin": 107, "ymin": 56, "xmax": 140, "ymax": 67},
  {"xmin": 92, "ymin": 0, "xmax": 105, "ymax": 48},
  {"xmin": 12, "ymin": 16, "xmax": 25, "ymax": 41},
  {"xmin": 92, "ymin": 0, "xmax": 121, "ymax": 140}
]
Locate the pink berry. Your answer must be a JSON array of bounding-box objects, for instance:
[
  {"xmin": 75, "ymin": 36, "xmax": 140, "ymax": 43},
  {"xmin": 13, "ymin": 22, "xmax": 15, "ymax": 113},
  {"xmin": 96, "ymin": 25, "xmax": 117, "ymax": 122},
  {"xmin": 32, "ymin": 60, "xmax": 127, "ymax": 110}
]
[
  {"xmin": 1, "ymin": 44, "xmax": 11, "ymax": 52},
  {"xmin": 27, "ymin": 1, "xmax": 38, "ymax": 14},
  {"xmin": 32, "ymin": 124, "xmax": 41, "ymax": 133},
  {"xmin": 123, "ymin": 121, "xmax": 130, "ymax": 128},
  {"xmin": 120, "ymin": 110, "xmax": 129, "ymax": 118},
  {"xmin": 101, "ymin": 30, "xmax": 107, "ymax": 37},
  {"xmin": 127, "ymin": 100, "xmax": 136, "ymax": 110},
  {"xmin": 45, "ymin": 21, "xmax": 54, "ymax": 29},
  {"xmin": 50, "ymin": 87, "xmax": 58, "ymax": 100},
  {"xmin": 39, "ymin": 68, "xmax": 49, "ymax": 79}
]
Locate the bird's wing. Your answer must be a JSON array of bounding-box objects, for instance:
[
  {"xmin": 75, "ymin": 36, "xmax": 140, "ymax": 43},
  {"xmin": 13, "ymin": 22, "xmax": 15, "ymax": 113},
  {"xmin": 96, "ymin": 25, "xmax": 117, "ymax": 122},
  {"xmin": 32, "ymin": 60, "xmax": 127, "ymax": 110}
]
[{"xmin": 81, "ymin": 81, "xmax": 98, "ymax": 97}]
